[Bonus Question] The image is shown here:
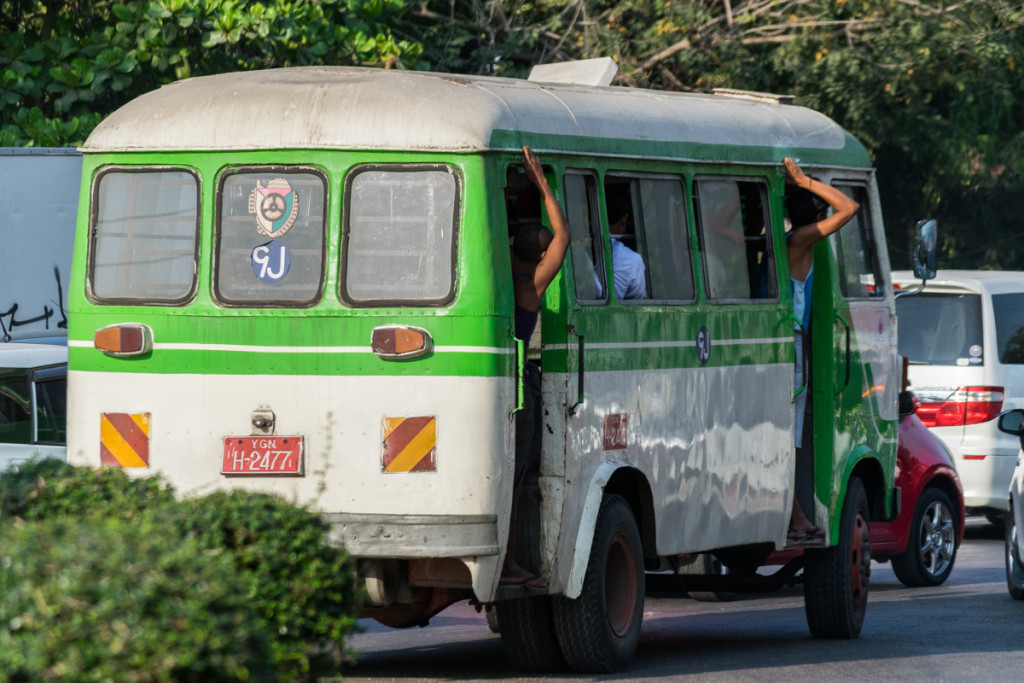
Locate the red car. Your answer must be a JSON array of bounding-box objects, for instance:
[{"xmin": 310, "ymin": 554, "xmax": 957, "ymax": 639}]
[
  {"xmin": 754, "ymin": 393, "xmax": 965, "ymax": 588},
  {"xmin": 871, "ymin": 399, "xmax": 965, "ymax": 586}
]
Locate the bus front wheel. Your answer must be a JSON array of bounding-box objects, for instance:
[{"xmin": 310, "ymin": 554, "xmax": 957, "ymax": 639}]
[
  {"xmin": 552, "ymin": 494, "xmax": 644, "ymax": 673},
  {"xmin": 803, "ymin": 476, "xmax": 870, "ymax": 638}
]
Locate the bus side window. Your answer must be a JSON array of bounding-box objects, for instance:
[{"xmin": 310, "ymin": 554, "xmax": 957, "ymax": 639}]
[
  {"xmin": 694, "ymin": 178, "xmax": 777, "ymax": 301},
  {"xmin": 611, "ymin": 175, "xmax": 694, "ymax": 302},
  {"xmin": 563, "ymin": 172, "xmax": 606, "ymax": 303},
  {"xmin": 830, "ymin": 184, "xmax": 884, "ymax": 299},
  {"xmin": 603, "ymin": 178, "xmax": 648, "ymax": 301}
]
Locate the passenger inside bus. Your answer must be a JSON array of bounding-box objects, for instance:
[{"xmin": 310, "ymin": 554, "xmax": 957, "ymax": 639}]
[
  {"xmin": 504, "ymin": 146, "xmax": 570, "ymax": 587},
  {"xmin": 605, "ymin": 191, "xmax": 647, "ymax": 300},
  {"xmin": 783, "ymin": 156, "xmax": 860, "ymax": 543}
]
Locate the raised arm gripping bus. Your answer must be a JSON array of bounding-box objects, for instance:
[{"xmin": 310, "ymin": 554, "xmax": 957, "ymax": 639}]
[{"xmin": 67, "ymin": 62, "xmax": 923, "ymax": 673}]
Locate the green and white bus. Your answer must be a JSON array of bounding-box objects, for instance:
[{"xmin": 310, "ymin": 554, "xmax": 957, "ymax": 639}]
[{"xmin": 67, "ymin": 62, "xmax": 921, "ymax": 672}]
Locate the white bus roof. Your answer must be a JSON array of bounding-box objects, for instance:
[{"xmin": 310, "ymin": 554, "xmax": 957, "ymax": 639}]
[{"xmin": 84, "ymin": 66, "xmax": 867, "ymax": 165}]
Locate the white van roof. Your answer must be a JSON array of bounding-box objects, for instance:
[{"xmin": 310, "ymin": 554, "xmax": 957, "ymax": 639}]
[
  {"xmin": 84, "ymin": 66, "xmax": 867, "ymax": 163},
  {"xmin": 893, "ymin": 270, "xmax": 1024, "ymax": 295},
  {"xmin": 0, "ymin": 343, "xmax": 68, "ymax": 369}
]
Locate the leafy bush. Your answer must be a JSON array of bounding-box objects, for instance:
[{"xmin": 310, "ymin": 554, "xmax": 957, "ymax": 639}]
[
  {"xmin": 177, "ymin": 491, "xmax": 361, "ymax": 678},
  {"xmin": 0, "ymin": 458, "xmax": 177, "ymax": 523},
  {"xmin": 0, "ymin": 463, "xmax": 361, "ymax": 681},
  {"xmin": 0, "ymin": 516, "xmax": 274, "ymax": 682}
]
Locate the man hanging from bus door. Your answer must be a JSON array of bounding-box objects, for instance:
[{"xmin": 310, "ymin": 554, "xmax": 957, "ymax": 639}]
[
  {"xmin": 504, "ymin": 146, "xmax": 570, "ymax": 586},
  {"xmin": 783, "ymin": 156, "xmax": 860, "ymax": 543}
]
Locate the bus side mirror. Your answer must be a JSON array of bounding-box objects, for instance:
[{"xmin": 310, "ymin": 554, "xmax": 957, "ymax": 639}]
[{"xmin": 912, "ymin": 219, "xmax": 937, "ymax": 281}]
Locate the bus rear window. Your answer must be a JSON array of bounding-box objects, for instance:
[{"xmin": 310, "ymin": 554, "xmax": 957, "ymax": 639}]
[
  {"xmin": 91, "ymin": 170, "xmax": 198, "ymax": 303},
  {"xmin": 215, "ymin": 170, "xmax": 327, "ymax": 306},
  {"xmin": 342, "ymin": 167, "xmax": 458, "ymax": 305}
]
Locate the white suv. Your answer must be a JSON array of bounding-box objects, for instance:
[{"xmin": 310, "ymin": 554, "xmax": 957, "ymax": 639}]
[
  {"xmin": 892, "ymin": 270, "xmax": 1024, "ymax": 521},
  {"xmin": 0, "ymin": 342, "xmax": 68, "ymax": 472}
]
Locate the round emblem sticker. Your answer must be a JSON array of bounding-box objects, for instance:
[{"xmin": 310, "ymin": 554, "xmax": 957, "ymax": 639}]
[
  {"xmin": 697, "ymin": 326, "xmax": 711, "ymax": 365},
  {"xmin": 252, "ymin": 240, "xmax": 291, "ymax": 283}
]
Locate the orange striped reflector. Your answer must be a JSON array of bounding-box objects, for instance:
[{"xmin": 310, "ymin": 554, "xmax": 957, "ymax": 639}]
[
  {"xmin": 382, "ymin": 416, "xmax": 436, "ymax": 473},
  {"xmin": 100, "ymin": 413, "xmax": 151, "ymax": 468}
]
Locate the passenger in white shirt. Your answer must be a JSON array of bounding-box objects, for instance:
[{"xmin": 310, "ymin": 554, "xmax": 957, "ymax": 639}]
[{"xmin": 606, "ymin": 197, "xmax": 647, "ymax": 300}]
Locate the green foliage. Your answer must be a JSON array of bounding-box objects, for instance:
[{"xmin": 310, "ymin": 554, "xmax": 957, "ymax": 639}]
[
  {"xmin": 0, "ymin": 516, "xmax": 275, "ymax": 682},
  {"xmin": 413, "ymin": 0, "xmax": 1024, "ymax": 271},
  {"xmin": 0, "ymin": 462, "xmax": 360, "ymax": 681},
  {"xmin": 177, "ymin": 490, "xmax": 361, "ymax": 677},
  {"xmin": 0, "ymin": 458, "xmax": 177, "ymax": 522},
  {"xmin": 2, "ymin": 0, "xmax": 422, "ymax": 146}
]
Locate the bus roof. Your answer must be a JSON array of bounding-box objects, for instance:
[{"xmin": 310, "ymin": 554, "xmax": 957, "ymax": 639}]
[{"xmin": 84, "ymin": 66, "xmax": 869, "ymax": 166}]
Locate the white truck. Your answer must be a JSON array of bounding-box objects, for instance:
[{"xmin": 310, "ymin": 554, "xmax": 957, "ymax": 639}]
[{"xmin": 0, "ymin": 147, "xmax": 81, "ymax": 470}]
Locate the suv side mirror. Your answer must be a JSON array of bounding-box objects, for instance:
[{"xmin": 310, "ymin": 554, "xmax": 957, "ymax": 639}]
[
  {"xmin": 912, "ymin": 219, "xmax": 937, "ymax": 281},
  {"xmin": 998, "ymin": 409, "xmax": 1024, "ymax": 436}
]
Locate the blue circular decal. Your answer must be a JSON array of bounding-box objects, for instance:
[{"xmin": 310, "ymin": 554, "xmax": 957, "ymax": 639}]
[
  {"xmin": 696, "ymin": 326, "xmax": 711, "ymax": 365},
  {"xmin": 252, "ymin": 240, "xmax": 291, "ymax": 283}
]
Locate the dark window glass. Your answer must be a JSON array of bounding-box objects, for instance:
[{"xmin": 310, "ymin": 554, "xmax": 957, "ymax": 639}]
[
  {"xmin": 993, "ymin": 293, "xmax": 1024, "ymax": 364},
  {"xmin": 35, "ymin": 377, "xmax": 67, "ymax": 444},
  {"xmin": 0, "ymin": 370, "xmax": 31, "ymax": 444},
  {"xmin": 896, "ymin": 293, "xmax": 984, "ymax": 365}
]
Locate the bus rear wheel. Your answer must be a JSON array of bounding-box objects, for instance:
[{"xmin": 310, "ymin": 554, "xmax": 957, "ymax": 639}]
[
  {"xmin": 803, "ymin": 476, "xmax": 870, "ymax": 638},
  {"xmin": 552, "ymin": 494, "xmax": 644, "ymax": 673}
]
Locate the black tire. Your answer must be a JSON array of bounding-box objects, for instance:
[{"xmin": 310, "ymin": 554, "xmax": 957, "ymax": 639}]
[
  {"xmin": 680, "ymin": 553, "xmax": 736, "ymax": 602},
  {"xmin": 1005, "ymin": 502, "xmax": 1024, "ymax": 600},
  {"xmin": 485, "ymin": 604, "xmax": 500, "ymax": 633},
  {"xmin": 986, "ymin": 511, "xmax": 1006, "ymax": 527},
  {"xmin": 552, "ymin": 494, "xmax": 644, "ymax": 673},
  {"xmin": 496, "ymin": 596, "xmax": 565, "ymax": 672},
  {"xmin": 804, "ymin": 477, "xmax": 871, "ymax": 638},
  {"xmin": 890, "ymin": 487, "xmax": 958, "ymax": 587}
]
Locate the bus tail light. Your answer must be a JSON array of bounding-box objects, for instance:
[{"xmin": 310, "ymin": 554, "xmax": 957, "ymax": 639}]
[
  {"xmin": 371, "ymin": 325, "xmax": 432, "ymax": 360},
  {"xmin": 94, "ymin": 323, "xmax": 153, "ymax": 357},
  {"xmin": 916, "ymin": 386, "xmax": 1004, "ymax": 428}
]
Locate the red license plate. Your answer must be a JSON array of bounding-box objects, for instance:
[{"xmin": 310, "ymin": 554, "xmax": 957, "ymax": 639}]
[{"xmin": 222, "ymin": 436, "xmax": 303, "ymax": 475}]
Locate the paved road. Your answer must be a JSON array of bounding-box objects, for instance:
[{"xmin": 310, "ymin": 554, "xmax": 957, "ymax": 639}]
[{"xmin": 341, "ymin": 518, "xmax": 1020, "ymax": 681}]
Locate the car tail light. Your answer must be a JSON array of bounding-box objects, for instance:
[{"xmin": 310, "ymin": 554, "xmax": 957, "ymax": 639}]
[{"xmin": 916, "ymin": 386, "xmax": 1004, "ymax": 428}]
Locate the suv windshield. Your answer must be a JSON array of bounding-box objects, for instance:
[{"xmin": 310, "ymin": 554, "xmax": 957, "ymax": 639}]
[{"xmin": 896, "ymin": 293, "xmax": 983, "ymax": 365}]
